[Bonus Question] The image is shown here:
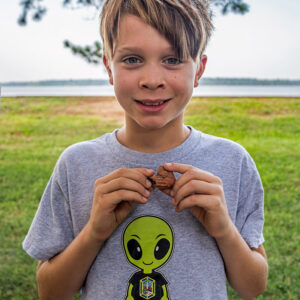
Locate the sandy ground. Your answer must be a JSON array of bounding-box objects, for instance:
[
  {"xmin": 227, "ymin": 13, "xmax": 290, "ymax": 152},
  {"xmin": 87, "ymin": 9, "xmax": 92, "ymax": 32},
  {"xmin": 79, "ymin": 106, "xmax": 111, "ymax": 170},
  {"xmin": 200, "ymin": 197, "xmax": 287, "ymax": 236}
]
[{"xmin": 62, "ymin": 96, "xmax": 125, "ymax": 123}]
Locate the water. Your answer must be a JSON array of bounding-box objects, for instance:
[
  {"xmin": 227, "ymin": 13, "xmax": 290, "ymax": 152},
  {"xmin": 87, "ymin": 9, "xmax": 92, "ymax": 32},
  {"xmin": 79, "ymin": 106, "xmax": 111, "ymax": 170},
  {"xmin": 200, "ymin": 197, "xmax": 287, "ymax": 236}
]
[{"xmin": 1, "ymin": 84, "xmax": 300, "ymax": 97}]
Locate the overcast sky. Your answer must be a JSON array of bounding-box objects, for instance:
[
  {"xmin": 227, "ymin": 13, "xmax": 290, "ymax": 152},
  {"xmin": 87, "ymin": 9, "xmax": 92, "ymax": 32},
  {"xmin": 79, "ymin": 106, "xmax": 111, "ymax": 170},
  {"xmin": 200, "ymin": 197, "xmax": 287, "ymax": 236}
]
[{"xmin": 1, "ymin": 0, "xmax": 300, "ymax": 82}]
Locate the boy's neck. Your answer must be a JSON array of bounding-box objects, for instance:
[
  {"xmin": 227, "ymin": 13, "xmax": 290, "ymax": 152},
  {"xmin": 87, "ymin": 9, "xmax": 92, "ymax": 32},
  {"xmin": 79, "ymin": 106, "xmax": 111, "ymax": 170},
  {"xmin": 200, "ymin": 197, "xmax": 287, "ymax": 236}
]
[{"xmin": 116, "ymin": 123, "xmax": 191, "ymax": 154}]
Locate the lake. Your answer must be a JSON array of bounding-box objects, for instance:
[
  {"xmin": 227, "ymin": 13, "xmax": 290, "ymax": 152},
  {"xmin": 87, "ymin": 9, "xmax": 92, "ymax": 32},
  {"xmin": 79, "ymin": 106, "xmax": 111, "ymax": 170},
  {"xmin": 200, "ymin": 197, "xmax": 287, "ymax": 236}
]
[{"xmin": 1, "ymin": 84, "xmax": 300, "ymax": 97}]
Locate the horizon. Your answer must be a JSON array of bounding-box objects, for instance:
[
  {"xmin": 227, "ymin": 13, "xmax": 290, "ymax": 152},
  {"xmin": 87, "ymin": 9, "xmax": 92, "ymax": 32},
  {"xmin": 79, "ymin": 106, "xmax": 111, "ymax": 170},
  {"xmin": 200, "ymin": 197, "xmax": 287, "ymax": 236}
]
[{"xmin": 2, "ymin": 77, "xmax": 300, "ymax": 86}]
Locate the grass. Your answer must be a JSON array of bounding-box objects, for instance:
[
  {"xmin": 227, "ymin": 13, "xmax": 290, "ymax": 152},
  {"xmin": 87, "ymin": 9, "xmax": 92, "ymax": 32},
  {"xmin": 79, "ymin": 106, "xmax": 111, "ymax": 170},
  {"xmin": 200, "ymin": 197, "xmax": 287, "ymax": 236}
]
[{"xmin": 0, "ymin": 96, "xmax": 300, "ymax": 299}]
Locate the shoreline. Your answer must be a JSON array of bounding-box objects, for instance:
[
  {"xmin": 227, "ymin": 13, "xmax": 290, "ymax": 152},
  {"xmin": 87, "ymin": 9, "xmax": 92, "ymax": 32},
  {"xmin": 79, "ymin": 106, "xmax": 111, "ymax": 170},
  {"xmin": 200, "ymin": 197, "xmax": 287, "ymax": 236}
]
[
  {"xmin": 2, "ymin": 96, "xmax": 300, "ymax": 100},
  {"xmin": 2, "ymin": 85, "xmax": 300, "ymax": 98}
]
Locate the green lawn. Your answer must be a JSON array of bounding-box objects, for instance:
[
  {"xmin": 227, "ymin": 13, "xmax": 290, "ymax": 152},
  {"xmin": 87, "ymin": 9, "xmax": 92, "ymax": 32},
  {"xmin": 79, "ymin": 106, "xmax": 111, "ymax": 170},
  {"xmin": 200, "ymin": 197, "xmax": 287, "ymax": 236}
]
[{"xmin": 0, "ymin": 96, "xmax": 299, "ymax": 299}]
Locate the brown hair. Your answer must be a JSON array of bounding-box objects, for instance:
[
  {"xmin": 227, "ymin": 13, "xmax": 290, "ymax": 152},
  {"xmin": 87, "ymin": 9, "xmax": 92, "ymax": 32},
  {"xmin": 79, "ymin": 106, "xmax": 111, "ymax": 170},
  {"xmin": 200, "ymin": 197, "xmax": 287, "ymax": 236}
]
[{"xmin": 100, "ymin": 0, "xmax": 213, "ymax": 61}]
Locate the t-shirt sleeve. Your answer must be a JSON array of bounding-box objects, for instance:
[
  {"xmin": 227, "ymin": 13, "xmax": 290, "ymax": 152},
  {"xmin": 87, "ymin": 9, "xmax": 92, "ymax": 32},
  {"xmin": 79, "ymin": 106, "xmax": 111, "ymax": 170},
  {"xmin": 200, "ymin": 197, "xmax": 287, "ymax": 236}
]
[
  {"xmin": 235, "ymin": 152, "xmax": 265, "ymax": 248},
  {"xmin": 22, "ymin": 153, "xmax": 74, "ymax": 261}
]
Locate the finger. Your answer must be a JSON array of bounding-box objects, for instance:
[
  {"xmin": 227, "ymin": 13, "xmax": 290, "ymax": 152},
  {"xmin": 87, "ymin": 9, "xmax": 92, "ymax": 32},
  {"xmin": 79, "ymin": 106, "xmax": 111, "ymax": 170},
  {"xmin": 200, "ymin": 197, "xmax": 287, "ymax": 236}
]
[
  {"xmin": 173, "ymin": 180, "xmax": 220, "ymax": 206},
  {"xmin": 157, "ymin": 187, "xmax": 173, "ymax": 196},
  {"xmin": 165, "ymin": 162, "xmax": 215, "ymax": 182},
  {"xmin": 101, "ymin": 177, "xmax": 151, "ymax": 198},
  {"xmin": 164, "ymin": 163, "xmax": 220, "ymax": 194},
  {"xmin": 163, "ymin": 162, "xmax": 193, "ymax": 174},
  {"xmin": 102, "ymin": 190, "xmax": 148, "ymax": 207},
  {"xmin": 137, "ymin": 168, "xmax": 155, "ymax": 178},
  {"xmin": 115, "ymin": 201, "xmax": 136, "ymax": 225},
  {"xmin": 175, "ymin": 194, "xmax": 215, "ymax": 212},
  {"xmin": 98, "ymin": 168, "xmax": 154, "ymax": 189}
]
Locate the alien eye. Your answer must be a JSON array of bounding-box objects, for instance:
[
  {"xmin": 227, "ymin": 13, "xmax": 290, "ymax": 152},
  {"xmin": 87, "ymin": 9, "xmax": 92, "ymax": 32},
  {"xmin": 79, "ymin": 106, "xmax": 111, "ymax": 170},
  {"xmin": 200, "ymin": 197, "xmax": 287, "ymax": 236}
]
[
  {"xmin": 154, "ymin": 238, "xmax": 170, "ymax": 260},
  {"xmin": 127, "ymin": 239, "xmax": 142, "ymax": 260}
]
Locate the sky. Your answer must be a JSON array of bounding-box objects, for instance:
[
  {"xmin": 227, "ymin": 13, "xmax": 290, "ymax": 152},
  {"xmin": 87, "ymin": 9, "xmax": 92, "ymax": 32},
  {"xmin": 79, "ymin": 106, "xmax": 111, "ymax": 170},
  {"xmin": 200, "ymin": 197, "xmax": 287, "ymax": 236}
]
[{"xmin": 0, "ymin": 0, "xmax": 300, "ymax": 82}]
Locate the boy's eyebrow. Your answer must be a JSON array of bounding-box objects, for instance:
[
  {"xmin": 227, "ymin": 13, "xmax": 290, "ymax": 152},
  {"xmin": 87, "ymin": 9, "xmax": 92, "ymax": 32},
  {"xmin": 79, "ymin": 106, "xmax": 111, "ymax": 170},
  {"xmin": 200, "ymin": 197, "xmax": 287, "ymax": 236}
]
[
  {"xmin": 117, "ymin": 46, "xmax": 175, "ymax": 54},
  {"xmin": 116, "ymin": 47, "xmax": 141, "ymax": 54}
]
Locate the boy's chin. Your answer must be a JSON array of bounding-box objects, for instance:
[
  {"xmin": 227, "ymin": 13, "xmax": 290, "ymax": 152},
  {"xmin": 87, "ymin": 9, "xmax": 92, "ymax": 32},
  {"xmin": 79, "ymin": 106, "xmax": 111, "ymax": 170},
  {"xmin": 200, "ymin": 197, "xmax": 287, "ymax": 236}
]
[
  {"xmin": 135, "ymin": 119, "xmax": 171, "ymax": 131},
  {"xmin": 126, "ymin": 113, "xmax": 183, "ymax": 132}
]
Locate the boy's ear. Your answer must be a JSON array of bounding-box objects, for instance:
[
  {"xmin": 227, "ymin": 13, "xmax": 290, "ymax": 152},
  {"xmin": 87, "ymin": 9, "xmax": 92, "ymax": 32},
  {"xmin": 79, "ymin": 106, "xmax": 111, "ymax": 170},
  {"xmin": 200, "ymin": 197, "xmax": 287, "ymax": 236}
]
[
  {"xmin": 194, "ymin": 55, "xmax": 207, "ymax": 88},
  {"xmin": 103, "ymin": 55, "xmax": 113, "ymax": 85}
]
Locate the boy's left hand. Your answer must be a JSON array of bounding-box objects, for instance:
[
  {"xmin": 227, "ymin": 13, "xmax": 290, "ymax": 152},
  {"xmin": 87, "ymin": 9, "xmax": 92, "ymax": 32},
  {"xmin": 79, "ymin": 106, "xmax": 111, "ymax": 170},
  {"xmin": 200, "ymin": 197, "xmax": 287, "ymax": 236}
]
[{"xmin": 163, "ymin": 162, "xmax": 233, "ymax": 239}]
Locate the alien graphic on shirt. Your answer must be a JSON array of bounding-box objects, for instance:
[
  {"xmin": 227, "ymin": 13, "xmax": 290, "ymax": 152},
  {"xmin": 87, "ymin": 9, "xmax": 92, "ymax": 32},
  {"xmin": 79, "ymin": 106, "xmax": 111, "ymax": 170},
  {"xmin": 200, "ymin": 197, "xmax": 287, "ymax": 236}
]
[{"xmin": 123, "ymin": 216, "xmax": 174, "ymax": 300}]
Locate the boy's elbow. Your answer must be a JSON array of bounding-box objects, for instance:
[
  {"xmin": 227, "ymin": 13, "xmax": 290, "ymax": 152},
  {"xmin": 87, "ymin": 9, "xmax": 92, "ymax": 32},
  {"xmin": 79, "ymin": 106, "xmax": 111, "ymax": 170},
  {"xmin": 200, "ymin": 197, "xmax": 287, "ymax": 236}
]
[
  {"xmin": 255, "ymin": 256, "xmax": 269, "ymax": 297},
  {"xmin": 36, "ymin": 261, "xmax": 74, "ymax": 300},
  {"xmin": 238, "ymin": 283, "xmax": 267, "ymax": 300},
  {"xmin": 250, "ymin": 279, "xmax": 268, "ymax": 299},
  {"xmin": 36, "ymin": 262, "xmax": 54, "ymax": 300},
  {"xmin": 37, "ymin": 279, "xmax": 73, "ymax": 300},
  {"xmin": 248, "ymin": 247, "xmax": 269, "ymax": 299},
  {"xmin": 240, "ymin": 261, "xmax": 268, "ymax": 300},
  {"xmin": 37, "ymin": 281, "xmax": 71, "ymax": 300}
]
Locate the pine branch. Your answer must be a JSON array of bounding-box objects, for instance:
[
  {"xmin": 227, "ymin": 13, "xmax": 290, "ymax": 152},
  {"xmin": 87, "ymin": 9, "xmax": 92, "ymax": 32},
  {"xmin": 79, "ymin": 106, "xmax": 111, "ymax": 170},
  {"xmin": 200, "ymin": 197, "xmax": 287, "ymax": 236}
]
[
  {"xmin": 18, "ymin": 0, "xmax": 47, "ymax": 25},
  {"xmin": 212, "ymin": 0, "xmax": 249, "ymax": 15},
  {"xmin": 64, "ymin": 40, "xmax": 102, "ymax": 64}
]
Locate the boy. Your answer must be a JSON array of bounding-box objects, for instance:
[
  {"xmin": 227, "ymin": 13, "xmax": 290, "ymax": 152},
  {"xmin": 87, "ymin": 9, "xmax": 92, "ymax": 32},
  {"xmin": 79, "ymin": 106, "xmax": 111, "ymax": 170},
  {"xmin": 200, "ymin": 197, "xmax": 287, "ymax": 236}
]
[{"xmin": 23, "ymin": 0, "xmax": 268, "ymax": 299}]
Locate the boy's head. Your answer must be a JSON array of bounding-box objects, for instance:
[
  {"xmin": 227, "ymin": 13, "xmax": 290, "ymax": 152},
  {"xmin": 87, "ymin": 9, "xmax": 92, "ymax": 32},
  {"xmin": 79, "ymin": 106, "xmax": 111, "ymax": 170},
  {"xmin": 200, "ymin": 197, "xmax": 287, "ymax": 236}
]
[{"xmin": 100, "ymin": 0, "xmax": 213, "ymax": 62}]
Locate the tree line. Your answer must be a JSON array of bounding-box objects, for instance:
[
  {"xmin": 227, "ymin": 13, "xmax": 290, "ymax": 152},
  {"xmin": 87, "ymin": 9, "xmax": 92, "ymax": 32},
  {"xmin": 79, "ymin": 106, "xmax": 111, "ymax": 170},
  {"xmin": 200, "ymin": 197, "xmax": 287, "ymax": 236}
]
[{"xmin": 3, "ymin": 78, "xmax": 300, "ymax": 87}]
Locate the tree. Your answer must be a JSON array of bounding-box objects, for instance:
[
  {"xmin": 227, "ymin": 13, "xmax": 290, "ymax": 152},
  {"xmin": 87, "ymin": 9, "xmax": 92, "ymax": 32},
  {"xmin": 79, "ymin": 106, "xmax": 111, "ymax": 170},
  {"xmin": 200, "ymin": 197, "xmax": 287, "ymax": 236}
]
[{"xmin": 18, "ymin": 0, "xmax": 249, "ymax": 64}]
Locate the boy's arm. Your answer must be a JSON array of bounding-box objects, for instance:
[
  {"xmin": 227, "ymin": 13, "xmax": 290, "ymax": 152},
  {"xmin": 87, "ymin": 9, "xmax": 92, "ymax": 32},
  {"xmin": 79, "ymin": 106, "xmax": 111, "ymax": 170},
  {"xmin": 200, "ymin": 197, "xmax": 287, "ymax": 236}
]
[
  {"xmin": 163, "ymin": 163, "xmax": 268, "ymax": 300},
  {"xmin": 37, "ymin": 168, "xmax": 154, "ymax": 300},
  {"xmin": 37, "ymin": 222, "xmax": 104, "ymax": 300},
  {"xmin": 215, "ymin": 225, "xmax": 268, "ymax": 300}
]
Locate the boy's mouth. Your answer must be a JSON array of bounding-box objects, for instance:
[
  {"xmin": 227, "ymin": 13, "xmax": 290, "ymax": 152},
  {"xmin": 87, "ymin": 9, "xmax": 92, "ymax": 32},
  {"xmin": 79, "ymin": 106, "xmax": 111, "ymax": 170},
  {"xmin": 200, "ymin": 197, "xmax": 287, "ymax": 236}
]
[
  {"xmin": 141, "ymin": 101, "xmax": 164, "ymax": 106},
  {"xmin": 136, "ymin": 99, "xmax": 170, "ymax": 106},
  {"xmin": 135, "ymin": 99, "xmax": 171, "ymax": 106}
]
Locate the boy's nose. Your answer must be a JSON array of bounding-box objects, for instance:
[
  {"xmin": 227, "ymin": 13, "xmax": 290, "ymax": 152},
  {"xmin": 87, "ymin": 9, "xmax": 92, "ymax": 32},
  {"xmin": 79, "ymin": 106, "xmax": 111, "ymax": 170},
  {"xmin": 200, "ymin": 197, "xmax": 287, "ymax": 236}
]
[{"xmin": 138, "ymin": 65, "xmax": 166, "ymax": 90}]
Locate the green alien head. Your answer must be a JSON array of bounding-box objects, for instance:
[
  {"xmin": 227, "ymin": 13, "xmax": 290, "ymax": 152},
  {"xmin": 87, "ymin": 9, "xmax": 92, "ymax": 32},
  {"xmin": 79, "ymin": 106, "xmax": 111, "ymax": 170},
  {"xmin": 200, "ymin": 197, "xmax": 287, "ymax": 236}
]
[{"xmin": 123, "ymin": 216, "xmax": 174, "ymax": 274}]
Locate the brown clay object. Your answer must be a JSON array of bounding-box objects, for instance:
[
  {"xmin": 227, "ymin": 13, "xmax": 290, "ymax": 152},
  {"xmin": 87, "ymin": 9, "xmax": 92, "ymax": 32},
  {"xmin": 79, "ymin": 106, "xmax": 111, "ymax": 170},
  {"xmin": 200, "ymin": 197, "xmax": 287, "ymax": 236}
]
[{"xmin": 149, "ymin": 165, "xmax": 176, "ymax": 192}]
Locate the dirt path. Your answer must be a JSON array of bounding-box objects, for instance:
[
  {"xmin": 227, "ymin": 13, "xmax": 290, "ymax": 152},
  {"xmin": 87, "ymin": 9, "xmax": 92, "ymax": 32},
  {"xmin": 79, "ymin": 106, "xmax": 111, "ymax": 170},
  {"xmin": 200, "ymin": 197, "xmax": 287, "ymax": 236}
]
[{"xmin": 61, "ymin": 97, "xmax": 125, "ymax": 123}]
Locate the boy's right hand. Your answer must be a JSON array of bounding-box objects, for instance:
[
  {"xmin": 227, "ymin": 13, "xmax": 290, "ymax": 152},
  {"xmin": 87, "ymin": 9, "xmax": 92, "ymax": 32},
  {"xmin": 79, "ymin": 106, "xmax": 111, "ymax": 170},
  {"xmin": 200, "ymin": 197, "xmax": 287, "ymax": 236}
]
[{"xmin": 87, "ymin": 168, "xmax": 154, "ymax": 243}]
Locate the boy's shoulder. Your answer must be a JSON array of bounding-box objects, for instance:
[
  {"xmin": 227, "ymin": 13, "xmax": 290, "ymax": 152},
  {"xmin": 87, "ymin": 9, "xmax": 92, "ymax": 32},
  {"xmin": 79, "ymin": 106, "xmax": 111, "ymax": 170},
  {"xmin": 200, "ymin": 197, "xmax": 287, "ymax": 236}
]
[
  {"xmin": 57, "ymin": 132, "xmax": 112, "ymax": 165},
  {"xmin": 195, "ymin": 130, "xmax": 260, "ymax": 181},
  {"xmin": 199, "ymin": 130, "xmax": 248, "ymax": 157}
]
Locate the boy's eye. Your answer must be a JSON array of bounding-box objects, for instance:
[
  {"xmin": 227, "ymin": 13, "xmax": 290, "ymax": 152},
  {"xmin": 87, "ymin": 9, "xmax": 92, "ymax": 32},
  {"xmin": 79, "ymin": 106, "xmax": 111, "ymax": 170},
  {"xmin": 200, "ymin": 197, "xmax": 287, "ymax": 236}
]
[
  {"xmin": 164, "ymin": 57, "xmax": 181, "ymax": 65},
  {"xmin": 123, "ymin": 57, "xmax": 142, "ymax": 64}
]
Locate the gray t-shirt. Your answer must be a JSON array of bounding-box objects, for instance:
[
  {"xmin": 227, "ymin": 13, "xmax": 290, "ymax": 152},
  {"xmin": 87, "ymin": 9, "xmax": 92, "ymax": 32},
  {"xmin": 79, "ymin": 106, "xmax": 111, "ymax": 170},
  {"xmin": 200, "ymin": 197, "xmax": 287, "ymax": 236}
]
[{"xmin": 23, "ymin": 126, "xmax": 264, "ymax": 299}]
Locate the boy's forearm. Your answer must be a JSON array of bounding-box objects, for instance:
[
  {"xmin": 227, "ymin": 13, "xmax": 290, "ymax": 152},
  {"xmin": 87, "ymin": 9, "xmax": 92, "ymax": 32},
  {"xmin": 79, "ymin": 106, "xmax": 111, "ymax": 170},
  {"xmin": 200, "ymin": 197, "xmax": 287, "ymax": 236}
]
[
  {"xmin": 215, "ymin": 222, "xmax": 268, "ymax": 300},
  {"xmin": 37, "ymin": 222, "xmax": 104, "ymax": 300}
]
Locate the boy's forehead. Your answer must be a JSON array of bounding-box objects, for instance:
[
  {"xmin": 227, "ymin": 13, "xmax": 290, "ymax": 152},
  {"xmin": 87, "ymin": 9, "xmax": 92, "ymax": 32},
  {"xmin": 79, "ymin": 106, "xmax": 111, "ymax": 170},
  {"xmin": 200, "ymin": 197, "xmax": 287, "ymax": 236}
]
[
  {"xmin": 116, "ymin": 45, "xmax": 175, "ymax": 54},
  {"xmin": 117, "ymin": 15, "xmax": 162, "ymax": 40},
  {"xmin": 113, "ymin": 14, "xmax": 176, "ymax": 55}
]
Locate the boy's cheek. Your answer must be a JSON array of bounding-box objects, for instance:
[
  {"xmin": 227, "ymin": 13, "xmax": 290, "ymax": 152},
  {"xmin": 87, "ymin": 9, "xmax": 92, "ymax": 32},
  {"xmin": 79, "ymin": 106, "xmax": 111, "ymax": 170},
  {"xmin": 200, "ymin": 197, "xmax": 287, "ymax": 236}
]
[{"xmin": 115, "ymin": 77, "xmax": 140, "ymax": 98}]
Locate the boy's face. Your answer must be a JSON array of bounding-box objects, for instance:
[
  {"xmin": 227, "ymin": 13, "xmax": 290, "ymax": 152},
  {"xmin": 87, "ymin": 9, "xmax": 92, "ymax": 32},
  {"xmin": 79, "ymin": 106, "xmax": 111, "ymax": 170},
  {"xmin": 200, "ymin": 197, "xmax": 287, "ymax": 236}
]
[{"xmin": 103, "ymin": 14, "xmax": 206, "ymax": 132}]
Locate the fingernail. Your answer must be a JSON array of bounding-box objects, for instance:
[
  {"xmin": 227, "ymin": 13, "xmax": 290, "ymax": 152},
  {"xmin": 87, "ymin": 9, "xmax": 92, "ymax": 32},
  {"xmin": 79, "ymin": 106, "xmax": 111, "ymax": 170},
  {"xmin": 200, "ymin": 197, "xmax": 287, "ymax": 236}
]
[
  {"xmin": 144, "ymin": 189, "xmax": 150, "ymax": 197},
  {"xmin": 170, "ymin": 190, "xmax": 175, "ymax": 197},
  {"xmin": 146, "ymin": 180, "xmax": 152, "ymax": 188},
  {"xmin": 142, "ymin": 197, "xmax": 148, "ymax": 202},
  {"xmin": 164, "ymin": 163, "xmax": 172, "ymax": 167}
]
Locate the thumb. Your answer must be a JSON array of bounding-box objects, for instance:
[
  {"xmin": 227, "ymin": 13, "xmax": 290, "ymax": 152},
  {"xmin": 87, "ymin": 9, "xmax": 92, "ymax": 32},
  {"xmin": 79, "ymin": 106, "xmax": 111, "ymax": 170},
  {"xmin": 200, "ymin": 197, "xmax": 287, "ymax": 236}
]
[{"xmin": 115, "ymin": 201, "xmax": 136, "ymax": 225}]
